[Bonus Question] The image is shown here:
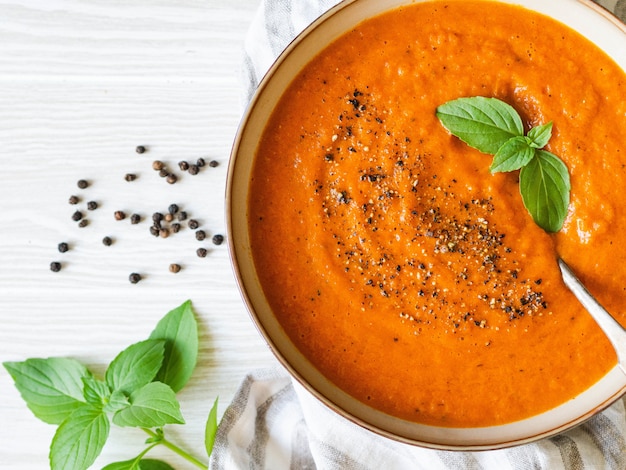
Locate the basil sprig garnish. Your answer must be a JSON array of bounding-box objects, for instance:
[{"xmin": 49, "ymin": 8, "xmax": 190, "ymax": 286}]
[{"xmin": 436, "ymin": 96, "xmax": 570, "ymax": 232}]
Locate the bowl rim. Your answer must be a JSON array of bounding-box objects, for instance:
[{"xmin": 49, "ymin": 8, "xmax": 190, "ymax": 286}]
[{"xmin": 226, "ymin": 0, "xmax": 626, "ymax": 450}]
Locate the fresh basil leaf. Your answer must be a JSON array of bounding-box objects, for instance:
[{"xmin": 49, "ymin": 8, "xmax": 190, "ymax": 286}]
[
  {"xmin": 436, "ymin": 96, "xmax": 524, "ymax": 154},
  {"xmin": 82, "ymin": 376, "xmax": 111, "ymax": 409},
  {"xmin": 519, "ymin": 150, "xmax": 571, "ymax": 232},
  {"xmin": 490, "ymin": 136, "xmax": 536, "ymax": 173},
  {"xmin": 112, "ymin": 382, "xmax": 185, "ymax": 428},
  {"xmin": 104, "ymin": 389, "xmax": 129, "ymax": 414},
  {"xmin": 527, "ymin": 121, "xmax": 553, "ymax": 149},
  {"xmin": 205, "ymin": 397, "xmax": 219, "ymax": 458},
  {"xmin": 3, "ymin": 358, "xmax": 89, "ymax": 425},
  {"xmin": 102, "ymin": 458, "xmax": 141, "ymax": 470},
  {"xmin": 105, "ymin": 339, "xmax": 165, "ymax": 395},
  {"xmin": 138, "ymin": 460, "xmax": 175, "ymax": 470},
  {"xmin": 49, "ymin": 405, "xmax": 109, "ymax": 470},
  {"xmin": 149, "ymin": 300, "xmax": 198, "ymax": 393}
]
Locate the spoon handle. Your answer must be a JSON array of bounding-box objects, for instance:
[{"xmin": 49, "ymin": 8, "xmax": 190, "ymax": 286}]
[{"xmin": 559, "ymin": 259, "xmax": 626, "ymax": 367}]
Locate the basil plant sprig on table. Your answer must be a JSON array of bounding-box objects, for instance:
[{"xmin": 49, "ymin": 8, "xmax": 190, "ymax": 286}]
[
  {"xmin": 436, "ymin": 96, "xmax": 570, "ymax": 232},
  {"xmin": 3, "ymin": 300, "xmax": 219, "ymax": 470}
]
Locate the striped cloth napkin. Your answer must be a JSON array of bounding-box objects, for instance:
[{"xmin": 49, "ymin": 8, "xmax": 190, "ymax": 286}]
[{"xmin": 212, "ymin": 1, "xmax": 626, "ymax": 469}]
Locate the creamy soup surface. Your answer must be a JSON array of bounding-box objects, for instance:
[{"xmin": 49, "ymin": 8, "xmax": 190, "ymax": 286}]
[{"xmin": 248, "ymin": 0, "xmax": 626, "ymax": 426}]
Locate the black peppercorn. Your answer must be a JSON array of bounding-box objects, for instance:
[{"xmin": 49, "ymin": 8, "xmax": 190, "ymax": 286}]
[
  {"xmin": 72, "ymin": 210, "xmax": 83, "ymax": 221},
  {"xmin": 166, "ymin": 173, "xmax": 177, "ymax": 184},
  {"xmin": 212, "ymin": 234, "xmax": 225, "ymax": 246},
  {"xmin": 168, "ymin": 204, "xmax": 179, "ymax": 215},
  {"xmin": 158, "ymin": 169, "xmax": 169, "ymax": 178},
  {"xmin": 171, "ymin": 223, "xmax": 181, "ymax": 233},
  {"xmin": 177, "ymin": 211, "xmax": 188, "ymax": 222},
  {"xmin": 178, "ymin": 161, "xmax": 189, "ymax": 171},
  {"xmin": 152, "ymin": 160, "xmax": 165, "ymax": 171},
  {"xmin": 50, "ymin": 261, "xmax": 62, "ymax": 272},
  {"xmin": 87, "ymin": 201, "xmax": 98, "ymax": 211},
  {"xmin": 78, "ymin": 219, "xmax": 89, "ymax": 228},
  {"xmin": 209, "ymin": 160, "xmax": 219, "ymax": 168},
  {"xmin": 136, "ymin": 145, "xmax": 146, "ymax": 154},
  {"xmin": 130, "ymin": 213, "xmax": 141, "ymax": 224},
  {"xmin": 188, "ymin": 165, "xmax": 199, "ymax": 175},
  {"xmin": 77, "ymin": 179, "xmax": 89, "ymax": 189},
  {"xmin": 58, "ymin": 242, "xmax": 69, "ymax": 253},
  {"xmin": 114, "ymin": 210, "xmax": 126, "ymax": 221},
  {"xmin": 129, "ymin": 272, "xmax": 142, "ymax": 284},
  {"xmin": 188, "ymin": 219, "xmax": 199, "ymax": 230},
  {"xmin": 152, "ymin": 212, "xmax": 163, "ymax": 224},
  {"xmin": 169, "ymin": 263, "xmax": 182, "ymax": 274},
  {"xmin": 125, "ymin": 173, "xmax": 137, "ymax": 182},
  {"xmin": 69, "ymin": 195, "xmax": 79, "ymax": 205},
  {"xmin": 197, "ymin": 158, "xmax": 206, "ymax": 167},
  {"xmin": 149, "ymin": 225, "xmax": 159, "ymax": 237},
  {"xmin": 196, "ymin": 247, "xmax": 208, "ymax": 258},
  {"xmin": 195, "ymin": 230, "xmax": 206, "ymax": 241},
  {"xmin": 102, "ymin": 236, "xmax": 113, "ymax": 246}
]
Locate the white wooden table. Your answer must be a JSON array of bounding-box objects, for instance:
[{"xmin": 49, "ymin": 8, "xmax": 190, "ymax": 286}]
[{"xmin": 0, "ymin": 1, "xmax": 281, "ymax": 468}]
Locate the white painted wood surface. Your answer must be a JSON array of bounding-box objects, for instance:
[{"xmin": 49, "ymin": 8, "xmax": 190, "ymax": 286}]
[{"xmin": 0, "ymin": 1, "xmax": 281, "ymax": 468}]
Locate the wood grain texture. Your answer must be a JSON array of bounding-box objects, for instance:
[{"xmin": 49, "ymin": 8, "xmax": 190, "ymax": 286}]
[{"xmin": 0, "ymin": 1, "xmax": 281, "ymax": 468}]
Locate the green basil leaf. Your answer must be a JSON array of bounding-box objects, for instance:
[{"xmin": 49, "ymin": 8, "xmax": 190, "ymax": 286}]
[
  {"xmin": 149, "ymin": 300, "xmax": 198, "ymax": 393},
  {"xmin": 49, "ymin": 405, "xmax": 109, "ymax": 470},
  {"xmin": 527, "ymin": 121, "xmax": 553, "ymax": 149},
  {"xmin": 82, "ymin": 376, "xmax": 111, "ymax": 409},
  {"xmin": 102, "ymin": 458, "xmax": 141, "ymax": 470},
  {"xmin": 105, "ymin": 339, "xmax": 165, "ymax": 395},
  {"xmin": 138, "ymin": 460, "xmax": 175, "ymax": 470},
  {"xmin": 112, "ymin": 382, "xmax": 185, "ymax": 428},
  {"xmin": 3, "ymin": 358, "xmax": 89, "ymax": 424},
  {"xmin": 519, "ymin": 150, "xmax": 571, "ymax": 232},
  {"xmin": 436, "ymin": 96, "xmax": 524, "ymax": 154},
  {"xmin": 104, "ymin": 389, "xmax": 130, "ymax": 414},
  {"xmin": 490, "ymin": 136, "xmax": 536, "ymax": 173},
  {"xmin": 205, "ymin": 397, "xmax": 219, "ymax": 458}
]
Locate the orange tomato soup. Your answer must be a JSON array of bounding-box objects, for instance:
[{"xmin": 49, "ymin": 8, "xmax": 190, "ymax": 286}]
[{"xmin": 248, "ymin": 0, "xmax": 626, "ymax": 427}]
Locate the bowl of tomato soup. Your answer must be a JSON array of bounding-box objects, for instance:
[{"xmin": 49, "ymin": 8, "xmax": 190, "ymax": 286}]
[{"xmin": 227, "ymin": 0, "xmax": 626, "ymax": 449}]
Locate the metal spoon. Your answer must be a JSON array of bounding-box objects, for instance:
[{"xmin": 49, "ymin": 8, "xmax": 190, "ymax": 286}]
[{"xmin": 558, "ymin": 259, "xmax": 626, "ymax": 370}]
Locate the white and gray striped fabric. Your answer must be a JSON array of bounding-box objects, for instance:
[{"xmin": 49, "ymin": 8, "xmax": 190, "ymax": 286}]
[{"xmin": 212, "ymin": 1, "xmax": 626, "ymax": 468}]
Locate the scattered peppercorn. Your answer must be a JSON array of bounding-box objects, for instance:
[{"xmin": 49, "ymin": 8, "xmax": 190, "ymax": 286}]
[
  {"xmin": 50, "ymin": 262, "xmax": 62, "ymax": 272},
  {"xmin": 69, "ymin": 195, "xmax": 79, "ymax": 205},
  {"xmin": 77, "ymin": 179, "xmax": 89, "ymax": 189},
  {"xmin": 168, "ymin": 204, "xmax": 179, "ymax": 214},
  {"xmin": 169, "ymin": 263, "xmax": 181, "ymax": 273},
  {"xmin": 160, "ymin": 228, "xmax": 170, "ymax": 238},
  {"xmin": 195, "ymin": 230, "xmax": 206, "ymax": 241},
  {"xmin": 129, "ymin": 273, "xmax": 142, "ymax": 284},
  {"xmin": 114, "ymin": 210, "xmax": 126, "ymax": 221},
  {"xmin": 188, "ymin": 165, "xmax": 199, "ymax": 175},
  {"xmin": 171, "ymin": 223, "xmax": 181, "ymax": 233},
  {"xmin": 164, "ymin": 213, "xmax": 173, "ymax": 223},
  {"xmin": 58, "ymin": 242, "xmax": 69, "ymax": 253},
  {"xmin": 152, "ymin": 160, "xmax": 165, "ymax": 171},
  {"xmin": 158, "ymin": 169, "xmax": 169, "ymax": 178},
  {"xmin": 72, "ymin": 210, "xmax": 83, "ymax": 221},
  {"xmin": 209, "ymin": 160, "xmax": 219, "ymax": 168},
  {"xmin": 166, "ymin": 173, "xmax": 177, "ymax": 184},
  {"xmin": 125, "ymin": 173, "xmax": 137, "ymax": 182},
  {"xmin": 152, "ymin": 212, "xmax": 163, "ymax": 224},
  {"xmin": 135, "ymin": 145, "xmax": 146, "ymax": 154},
  {"xmin": 177, "ymin": 211, "xmax": 187, "ymax": 222},
  {"xmin": 178, "ymin": 161, "xmax": 189, "ymax": 171},
  {"xmin": 87, "ymin": 201, "xmax": 98, "ymax": 211},
  {"xmin": 102, "ymin": 236, "xmax": 113, "ymax": 246},
  {"xmin": 212, "ymin": 234, "xmax": 224, "ymax": 246},
  {"xmin": 197, "ymin": 158, "xmax": 206, "ymax": 167},
  {"xmin": 130, "ymin": 213, "xmax": 141, "ymax": 224},
  {"xmin": 188, "ymin": 219, "xmax": 199, "ymax": 230},
  {"xmin": 149, "ymin": 225, "xmax": 159, "ymax": 237},
  {"xmin": 78, "ymin": 219, "xmax": 89, "ymax": 228},
  {"xmin": 196, "ymin": 247, "xmax": 208, "ymax": 258}
]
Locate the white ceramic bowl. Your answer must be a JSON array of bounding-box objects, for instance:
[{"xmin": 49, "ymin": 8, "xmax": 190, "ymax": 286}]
[{"xmin": 227, "ymin": 0, "xmax": 626, "ymax": 450}]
